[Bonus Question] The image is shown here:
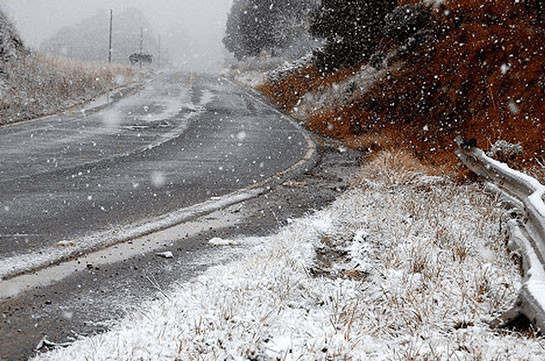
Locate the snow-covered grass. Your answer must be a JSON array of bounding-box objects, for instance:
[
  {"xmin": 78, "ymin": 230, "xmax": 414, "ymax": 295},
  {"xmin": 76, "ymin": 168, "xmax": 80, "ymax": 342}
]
[
  {"xmin": 242, "ymin": 52, "xmax": 384, "ymax": 123},
  {"xmin": 231, "ymin": 55, "xmax": 295, "ymax": 88},
  {"xmin": 530, "ymin": 160, "xmax": 545, "ymax": 185},
  {"xmin": 33, "ymin": 151, "xmax": 545, "ymax": 361},
  {"xmin": 292, "ymin": 64, "xmax": 383, "ymax": 122},
  {"xmin": 265, "ymin": 53, "xmax": 314, "ymax": 84},
  {"xmin": 0, "ymin": 53, "xmax": 142, "ymax": 125}
]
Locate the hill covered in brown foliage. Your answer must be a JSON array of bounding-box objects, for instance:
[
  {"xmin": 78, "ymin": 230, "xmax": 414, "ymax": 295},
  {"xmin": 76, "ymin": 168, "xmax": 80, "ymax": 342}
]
[{"xmin": 260, "ymin": 0, "xmax": 545, "ymax": 173}]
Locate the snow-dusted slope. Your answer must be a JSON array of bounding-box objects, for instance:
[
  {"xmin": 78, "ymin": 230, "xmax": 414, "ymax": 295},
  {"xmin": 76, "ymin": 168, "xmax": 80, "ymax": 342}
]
[{"xmin": 32, "ymin": 153, "xmax": 545, "ymax": 361}]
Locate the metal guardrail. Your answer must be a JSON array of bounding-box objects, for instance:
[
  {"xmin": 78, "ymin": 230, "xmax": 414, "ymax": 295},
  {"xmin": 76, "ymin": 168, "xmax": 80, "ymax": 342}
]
[{"xmin": 455, "ymin": 136, "xmax": 545, "ymax": 332}]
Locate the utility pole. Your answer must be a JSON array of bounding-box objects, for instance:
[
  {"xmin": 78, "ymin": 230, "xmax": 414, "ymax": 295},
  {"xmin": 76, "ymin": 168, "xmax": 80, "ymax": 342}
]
[
  {"xmin": 139, "ymin": 27, "xmax": 144, "ymax": 69},
  {"xmin": 108, "ymin": 9, "xmax": 113, "ymax": 63},
  {"xmin": 157, "ymin": 34, "xmax": 161, "ymax": 70}
]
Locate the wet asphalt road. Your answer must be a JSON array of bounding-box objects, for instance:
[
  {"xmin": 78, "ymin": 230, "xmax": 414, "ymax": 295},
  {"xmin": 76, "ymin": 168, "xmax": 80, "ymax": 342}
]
[
  {"xmin": 0, "ymin": 139, "xmax": 360, "ymax": 361},
  {"xmin": 0, "ymin": 72, "xmax": 308, "ymax": 279},
  {"xmin": 0, "ymin": 69, "xmax": 363, "ymax": 361}
]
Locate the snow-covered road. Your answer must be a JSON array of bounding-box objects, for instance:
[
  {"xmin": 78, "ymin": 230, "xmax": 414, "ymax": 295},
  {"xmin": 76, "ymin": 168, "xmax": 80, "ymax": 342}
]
[
  {"xmin": 0, "ymin": 73, "xmax": 309, "ymax": 280},
  {"xmin": 0, "ymin": 136, "xmax": 358, "ymax": 361}
]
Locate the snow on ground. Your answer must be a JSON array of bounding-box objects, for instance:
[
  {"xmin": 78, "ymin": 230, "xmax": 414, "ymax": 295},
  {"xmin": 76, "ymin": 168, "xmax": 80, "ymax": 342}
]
[
  {"xmin": 230, "ymin": 55, "xmax": 290, "ymax": 88},
  {"xmin": 292, "ymin": 65, "xmax": 384, "ymax": 122},
  {"xmin": 232, "ymin": 69, "xmax": 268, "ymax": 88},
  {"xmin": 265, "ymin": 53, "xmax": 314, "ymax": 84},
  {"xmin": 33, "ymin": 152, "xmax": 545, "ymax": 361},
  {"xmin": 209, "ymin": 237, "xmax": 240, "ymax": 246},
  {"xmin": 232, "ymin": 53, "xmax": 314, "ymax": 89}
]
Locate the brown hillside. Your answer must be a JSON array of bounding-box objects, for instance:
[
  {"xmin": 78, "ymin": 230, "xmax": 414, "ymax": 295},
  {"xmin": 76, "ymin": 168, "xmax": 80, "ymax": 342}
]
[
  {"xmin": 262, "ymin": 0, "xmax": 545, "ymax": 173},
  {"xmin": 259, "ymin": 65, "xmax": 357, "ymax": 113}
]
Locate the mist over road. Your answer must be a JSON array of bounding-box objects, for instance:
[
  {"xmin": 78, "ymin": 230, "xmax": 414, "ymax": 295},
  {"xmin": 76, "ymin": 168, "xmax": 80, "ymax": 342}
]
[{"xmin": 0, "ymin": 72, "xmax": 308, "ymax": 279}]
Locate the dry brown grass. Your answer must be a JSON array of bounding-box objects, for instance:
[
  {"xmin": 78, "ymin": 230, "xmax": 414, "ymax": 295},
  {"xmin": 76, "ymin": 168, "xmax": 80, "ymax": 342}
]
[
  {"xmin": 0, "ymin": 53, "xmax": 141, "ymax": 124},
  {"xmin": 355, "ymin": 149, "xmax": 435, "ymax": 187},
  {"xmin": 528, "ymin": 160, "xmax": 545, "ymax": 183},
  {"xmin": 349, "ymin": 0, "xmax": 545, "ymax": 169}
]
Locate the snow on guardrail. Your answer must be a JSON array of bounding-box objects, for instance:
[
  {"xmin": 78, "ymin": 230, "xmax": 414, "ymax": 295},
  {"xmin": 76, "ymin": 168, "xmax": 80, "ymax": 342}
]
[{"xmin": 455, "ymin": 136, "xmax": 545, "ymax": 332}]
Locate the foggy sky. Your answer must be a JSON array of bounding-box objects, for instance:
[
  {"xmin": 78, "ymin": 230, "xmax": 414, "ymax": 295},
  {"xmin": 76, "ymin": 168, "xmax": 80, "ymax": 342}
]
[{"xmin": 1, "ymin": 0, "xmax": 233, "ymax": 71}]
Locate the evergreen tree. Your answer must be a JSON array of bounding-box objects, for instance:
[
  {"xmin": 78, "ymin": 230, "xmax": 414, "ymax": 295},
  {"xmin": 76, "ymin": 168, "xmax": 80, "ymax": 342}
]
[
  {"xmin": 223, "ymin": 0, "xmax": 248, "ymax": 60},
  {"xmin": 224, "ymin": 0, "xmax": 318, "ymax": 60},
  {"xmin": 310, "ymin": 0, "xmax": 396, "ymax": 71},
  {"xmin": 239, "ymin": 0, "xmax": 278, "ymax": 57},
  {"xmin": 272, "ymin": 0, "xmax": 319, "ymax": 56}
]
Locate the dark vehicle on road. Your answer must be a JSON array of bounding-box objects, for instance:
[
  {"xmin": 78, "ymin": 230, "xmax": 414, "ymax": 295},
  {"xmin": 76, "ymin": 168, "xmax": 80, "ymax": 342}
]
[{"xmin": 129, "ymin": 53, "xmax": 153, "ymax": 65}]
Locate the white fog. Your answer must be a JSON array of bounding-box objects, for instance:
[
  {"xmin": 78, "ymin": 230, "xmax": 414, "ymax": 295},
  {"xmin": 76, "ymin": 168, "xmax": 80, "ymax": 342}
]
[{"xmin": 1, "ymin": 0, "xmax": 232, "ymax": 71}]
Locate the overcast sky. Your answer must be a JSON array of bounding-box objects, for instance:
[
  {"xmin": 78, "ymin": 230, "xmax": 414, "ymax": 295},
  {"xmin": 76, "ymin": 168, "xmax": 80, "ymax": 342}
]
[{"xmin": 1, "ymin": 0, "xmax": 233, "ymax": 71}]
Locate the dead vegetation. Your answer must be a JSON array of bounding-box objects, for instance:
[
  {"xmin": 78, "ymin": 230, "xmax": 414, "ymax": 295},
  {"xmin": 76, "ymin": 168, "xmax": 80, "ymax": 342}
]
[
  {"xmin": 300, "ymin": 150, "xmax": 530, "ymax": 358},
  {"xmin": 259, "ymin": 65, "xmax": 357, "ymax": 113},
  {"xmin": 528, "ymin": 160, "xmax": 545, "ymax": 184},
  {"xmin": 261, "ymin": 0, "xmax": 545, "ymax": 174},
  {"xmin": 354, "ymin": 149, "xmax": 441, "ymax": 188}
]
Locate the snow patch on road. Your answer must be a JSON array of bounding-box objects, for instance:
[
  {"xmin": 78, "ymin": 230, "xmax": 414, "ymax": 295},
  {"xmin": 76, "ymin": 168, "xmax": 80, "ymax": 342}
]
[
  {"xmin": 208, "ymin": 237, "xmax": 240, "ymax": 246},
  {"xmin": 31, "ymin": 169, "xmax": 545, "ymax": 361},
  {"xmin": 0, "ymin": 188, "xmax": 264, "ymax": 282},
  {"xmin": 110, "ymin": 81, "xmax": 190, "ymax": 124}
]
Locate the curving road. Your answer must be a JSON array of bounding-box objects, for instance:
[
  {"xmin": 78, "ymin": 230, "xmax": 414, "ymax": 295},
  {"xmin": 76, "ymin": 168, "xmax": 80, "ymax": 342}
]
[{"xmin": 0, "ymin": 72, "xmax": 309, "ymax": 280}]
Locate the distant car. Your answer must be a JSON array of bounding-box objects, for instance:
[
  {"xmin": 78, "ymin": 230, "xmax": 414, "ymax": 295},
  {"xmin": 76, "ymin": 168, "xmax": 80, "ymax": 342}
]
[{"xmin": 129, "ymin": 53, "xmax": 153, "ymax": 65}]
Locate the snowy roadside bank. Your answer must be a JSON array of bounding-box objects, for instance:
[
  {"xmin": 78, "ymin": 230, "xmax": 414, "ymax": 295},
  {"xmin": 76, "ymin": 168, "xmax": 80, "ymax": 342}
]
[
  {"xmin": 0, "ymin": 54, "xmax": 146, "ymax": 126},
  {"xmin": 32, "ymin": 151, "xmax": 545, "ymax": 361}
]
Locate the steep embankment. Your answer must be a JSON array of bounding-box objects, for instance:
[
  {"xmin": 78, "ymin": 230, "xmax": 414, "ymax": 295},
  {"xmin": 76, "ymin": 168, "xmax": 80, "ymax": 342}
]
[
  {"xmin": 0, "ymin": 9, "xmax": 142, "ymax": 126},
  {"xmin": 260, "ymin": 0, "xmax": 545, "ymax": 174}
]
